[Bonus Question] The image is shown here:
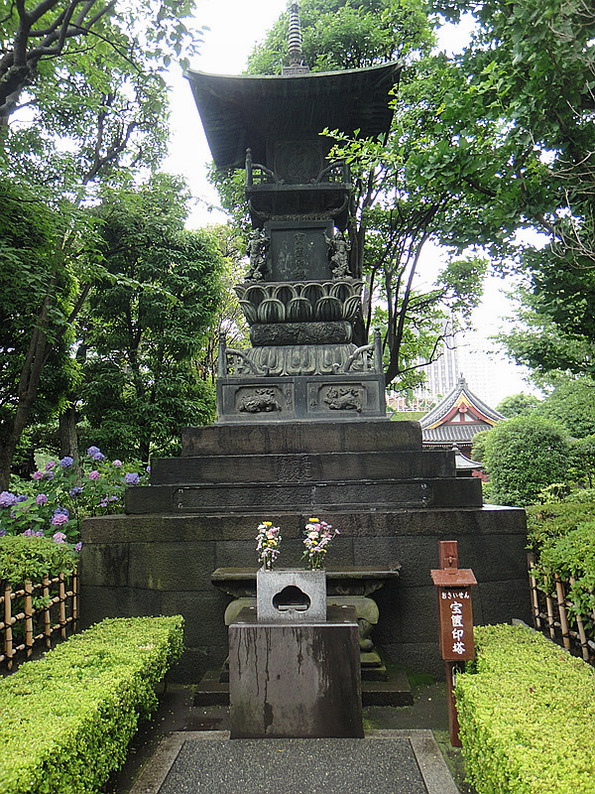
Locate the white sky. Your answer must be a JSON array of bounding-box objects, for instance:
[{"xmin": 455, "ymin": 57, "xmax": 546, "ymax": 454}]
[{"xmin": 163, "ymin": 0, "xmax": 536, "ymax": 403}]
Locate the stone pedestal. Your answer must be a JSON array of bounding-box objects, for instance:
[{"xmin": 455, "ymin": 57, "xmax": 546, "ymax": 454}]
[{"xmin": 229, "ymin": 606, "xmax": 363, "ymax": 738}]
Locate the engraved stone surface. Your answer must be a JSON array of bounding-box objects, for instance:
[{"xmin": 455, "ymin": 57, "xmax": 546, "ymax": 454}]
[
  {"xmin": 250, "ymin": 321, "xmax": 352, "ymax": 347},
  {"xmin": 235, "ymin": 386, "xmax": 284, "ymax": 414},
  {"xmin": 268, "ymin": 221, "xmax": 333, "ymax": 281}
]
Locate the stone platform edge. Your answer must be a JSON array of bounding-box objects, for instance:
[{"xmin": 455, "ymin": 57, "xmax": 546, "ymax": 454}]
[{"xmin": 127, "ymin": 730, "xmax": 459, "ymax": 794}]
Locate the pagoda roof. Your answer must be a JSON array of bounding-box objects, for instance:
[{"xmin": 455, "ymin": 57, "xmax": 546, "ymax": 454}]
[
  {"xmin": 422, "ymin": 423, "xmax": 493, "ymax": 444},
  {"xmin": 185, "ymin": 61, "xmax": 401, "ymax": 169},
  {"xmin": 453, "ymin": 446, "xmax": 484, "ymax": 471},
  {"xmin": 420, "ymin": 374, "xmax": 505, "ymax": 435}
]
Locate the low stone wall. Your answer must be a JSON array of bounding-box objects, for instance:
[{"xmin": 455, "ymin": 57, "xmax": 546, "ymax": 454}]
[{"xmin": 81, "ymin": 503, "xmax": 529, "ymax": 681}]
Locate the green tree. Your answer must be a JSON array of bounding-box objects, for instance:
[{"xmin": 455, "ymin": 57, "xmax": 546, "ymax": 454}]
[
  {"xmin": 0, "ymin": 1, "xmax": 203, "ymax": 485},
  {"xmin": 496, "ymin": 393, "xmax": 541, "ymax": 419},
  {"xmin": 497, "ymin": 290, "xmax": 595, "ymax": 385},
  {"xmin": 535, "ymin": 377, "xmax": 595, "ymax": 440},
  {"xmin": 195, "ymin": 225, "xmax": 249, "ymax": 383},
  {"xmin": 442, "ymin": 1, "xmax": 595, "ymax": 379},
  {"xmin": 484, "ymin": 415, "xmax": 570, "ymax": 507},
  {"xmin": 78, "ymin": 176, "xmax": 223, "ymax": 461}
]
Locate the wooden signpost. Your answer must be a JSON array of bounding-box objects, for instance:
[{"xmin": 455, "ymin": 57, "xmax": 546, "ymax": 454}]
[{"xmin": 431, "ymin": 540, "xmax": 477, "ymax": 746}]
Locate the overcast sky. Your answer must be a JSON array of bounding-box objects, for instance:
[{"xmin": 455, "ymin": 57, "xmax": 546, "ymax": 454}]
[{"xmin": 163, "ymin": 1, "xmax": 536, "ymax": 403}]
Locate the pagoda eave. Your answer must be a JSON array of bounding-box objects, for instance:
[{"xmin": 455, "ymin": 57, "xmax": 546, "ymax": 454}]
[{"xmin": 185, "ymin": 61, "xmax": 401, "ymax": 169}]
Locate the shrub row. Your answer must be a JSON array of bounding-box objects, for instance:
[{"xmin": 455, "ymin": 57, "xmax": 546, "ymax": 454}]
[
  {"xmin": 0, "ymin": 615, "xmax": 184, "ymax": 794},
  {"xmin": 455, "ymin": 624, "xmax": 595, "ymax": 794},
  {"xmin": 525, "ymin": 501, "xmax": 595, "ymax": 552},
  {"xmin": 0, "ymin": 535, "xmax": 77, "ymax": 588}
]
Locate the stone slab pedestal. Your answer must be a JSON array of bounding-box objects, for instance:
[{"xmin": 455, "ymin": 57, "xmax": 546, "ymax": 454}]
[{"xmin": 229, "ymin": 606, "xmax": 363, "ymax": 738}]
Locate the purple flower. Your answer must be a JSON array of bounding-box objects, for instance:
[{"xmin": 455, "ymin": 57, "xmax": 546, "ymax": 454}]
[
  {"xmin": 16, "ymin": 494, "xmax": 27, "ymax": 502},
  {"xmin": 124, "ymin": 472, "xmax": 140, "ymax": 485},
  {"xmin": 88, "ymin": 470, "xmax": 100, "ymax": 481},
  {"xmin": 35, "ymin": 531, "xmax": 44, "ymax": 537},
  {"xmin": 45, "ymin": 471, "xmax": 55, "ymax": 480},
  {"xmin": 59, "ymin": 456, "xmax": 74, "ymax": 468},
  {"xmin": 45, "ymin": 460, "xmax": 56, "ymax": 470},
  {"xmin": 0, "ymin": 491, "xmax": 17, "ymax": 507},
  {"xmin": 53, "ymin": 507, "xmax": 69, "ymax": 518},
  {"xmin": 113, "ymin": 459, "xmax": 123, "ymax": 468},
  {"xmin": 0, "ymin": 529, "xmax": 5, "ymax": 537},
  {"xmin": 32, "ymin": 470, "xmax": 44, "ymax": 481},
  {"xmin": 145, "ymin": 465, "xmax": 151, "ymax": 474},
  {"xmin": 87, "ymin": 446, "xmax": 100, "ymax": 457},
  {"xmin": 92, "ymin": 452, "xmax": 105, "ymax": 462},
  {"xmin": 51, "ymin": 513, "xmax": 69, "ymax": 527},
  {"xmin": 52, "ymin": 532, "xmax": 67, "ymax": 544},
  {"xmin": 69, "ymin": 486, "xmax": 83, "ymax": 496},
  {"xmin": 22, "ymin": 529, "xmax": 35, "ymax": 537},
  {"xmin": 75, "ymin": 542, "xmax": 83, "ymax": 552},
  {"xmin": 36, "ymin": 493, "xmax": 48, "ymax": 506}
]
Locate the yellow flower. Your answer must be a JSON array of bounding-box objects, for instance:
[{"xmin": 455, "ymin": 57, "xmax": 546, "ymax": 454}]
[
  {"xmin": 262, "ymin": 521, "xmax": 272, "ymax": 526},
  {"xmin": 309, "ymin": 517, "xmax": 319, "ymax": 523}
]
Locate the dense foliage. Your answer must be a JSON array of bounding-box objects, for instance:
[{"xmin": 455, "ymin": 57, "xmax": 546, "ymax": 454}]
[
  {"xmin": 456, "ymin": 623, "xmax": 595, "ymax": 794},
  {"xmin": 483, "ymin": 415, "xmax": 569, "ymax": 507},
  {"xmin": 0, "ymin": 615, "xmax": 184, "ymax": 794},
  {"xmin": 78, "ymin": 176, "xmax": 223, "ymax": 460}
]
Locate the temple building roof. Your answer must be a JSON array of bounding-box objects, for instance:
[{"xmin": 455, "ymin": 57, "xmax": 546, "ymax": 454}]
[
  {"xmin": 419, "ymin": 374, "xmax": 505, "ymax": 447},
  {"xmin": 185, "ymin": 61, "xmax": 401, "ymax": 169}
]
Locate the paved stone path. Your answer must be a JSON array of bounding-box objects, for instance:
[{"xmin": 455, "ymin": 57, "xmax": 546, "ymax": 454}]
[{"xmin": 129, "ymin": 730, "xmax": 460, "ymax": 794}]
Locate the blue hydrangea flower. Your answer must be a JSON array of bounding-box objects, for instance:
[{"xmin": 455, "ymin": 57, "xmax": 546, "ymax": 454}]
[
  {"xmin": 124, "ymin": 472, "xmax": 140, "ymax": 485},
  {"xmin": 53, "ymin": 507, "xmax": 69, "ymax": 518},
  {"xmin": 59, "ymin": 456, "xmax": 74, "ymax": 468},
  {"xmin": 0, "ymin": 491, "xmax": 17, "ymax": 508},
  {"xmin": 87, "ymin": 446, "xmax": 101, "ymax": 457},
  {"xmin": 92, "ymin": 452, "xmax": 105, "ymax": 462},
  {"xmin": 16, "ymin": 494, "xmax": 27, "ymax": 502},
  {"xmin": 75, "ymin": 542, "xmax": 83, "ymax": 552},
  {"xmin": 69, "ymin": 486, "xmax": 83, "ymax": 497}
]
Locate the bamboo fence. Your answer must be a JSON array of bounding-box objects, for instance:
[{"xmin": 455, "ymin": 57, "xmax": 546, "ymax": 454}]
[
  {"xmin": 528, "ymin": 553, "xmax": 594, "ymax": 663},
  {"xmin": 0, "ymin": 569, "xmax": 78, "ymax": 671}
]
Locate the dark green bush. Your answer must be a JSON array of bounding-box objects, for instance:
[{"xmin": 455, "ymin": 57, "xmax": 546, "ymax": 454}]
[
  {"xmin": 456, "ymin": 624, "xmax": 595, "ymax": 794},
  {"xmin": 484, "ymin": 414, "xmax": 570, "ymax": 507},
  {"xmin": 525, "ymin": 502, "xmax": 595, "ymax": 553},
  {"xmin": 0, "ymin": 615, "xmax": 184, "ymax": 794}
]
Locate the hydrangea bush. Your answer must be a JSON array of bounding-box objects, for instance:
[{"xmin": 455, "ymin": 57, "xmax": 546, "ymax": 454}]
[{"xmin": 0, "ymin": 446, "xmax": 147, "ymax": 547}]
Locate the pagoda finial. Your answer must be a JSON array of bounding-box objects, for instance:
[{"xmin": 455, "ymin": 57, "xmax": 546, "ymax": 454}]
[{"xmin": 283, "ymin": 3, "xmax": 309, "ymax": 75}]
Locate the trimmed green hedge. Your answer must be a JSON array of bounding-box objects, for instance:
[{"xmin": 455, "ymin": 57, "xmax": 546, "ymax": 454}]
[
  {"xmin": 0, "ymin": 615, "xmax": 184, "ymax": 794},
  {"xmin": 0, "ymin": 535, "xmax": 77, "ymax": 587},
  {"xmin": 456, "ymin": 624, "xmax": 595, "ymax": 794}
]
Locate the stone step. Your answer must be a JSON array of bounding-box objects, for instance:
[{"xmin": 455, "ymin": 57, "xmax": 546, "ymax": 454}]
[
  {"xmin": 181, "ymin": 419, "xmax": 421, "ymax": 456},
  {"xmin": 124, "ymin": 477, "xmax": 482, "ymax": 514},
  {"xmin": 194, "ymin": 667, "xmax": 413, "ymax": 707},
  {"xmin": 150, "ymin": 450, "xmax": 455, "ymax": 485}
]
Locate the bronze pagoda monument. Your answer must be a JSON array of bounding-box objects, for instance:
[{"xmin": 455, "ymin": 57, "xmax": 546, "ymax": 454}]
[{"xmin": 186, "ymin": 3, "xmax": 399, "ymax": 422}]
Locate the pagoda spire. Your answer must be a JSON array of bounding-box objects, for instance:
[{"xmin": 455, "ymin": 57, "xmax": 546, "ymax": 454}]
[{"xmin": 283, "ymin": 2, "xmax": 309, "ymax": 75}]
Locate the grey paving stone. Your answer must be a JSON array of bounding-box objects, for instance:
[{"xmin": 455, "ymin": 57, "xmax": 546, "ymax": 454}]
[{"xmin": 157, "ymin": 737, "xmax": 430, "ymax": 794}]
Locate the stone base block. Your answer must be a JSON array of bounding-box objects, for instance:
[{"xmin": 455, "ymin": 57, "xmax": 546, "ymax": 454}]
[{"xmin": 229, "ymin": 607, "xmax": 363, "ymax": 738}]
